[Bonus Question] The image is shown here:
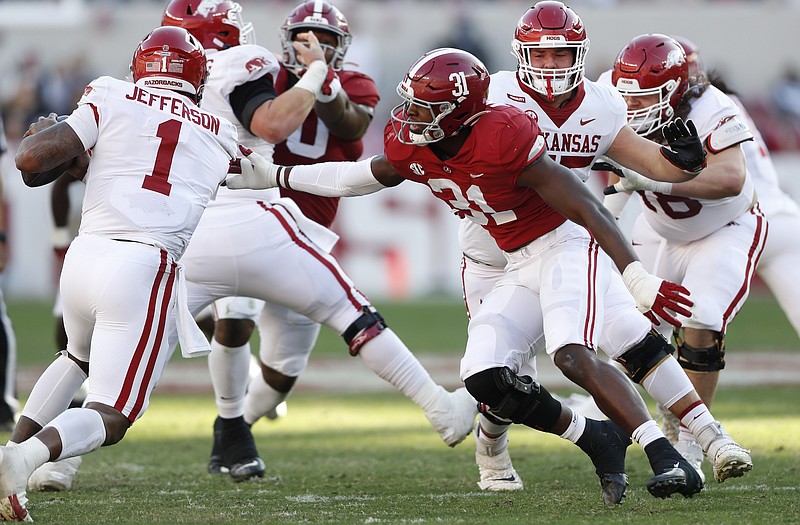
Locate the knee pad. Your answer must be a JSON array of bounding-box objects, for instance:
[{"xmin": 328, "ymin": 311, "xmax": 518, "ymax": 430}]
[
  {"xmin": 342, "ymin": 307, "xmax": 387, "ymax": 356},
  {"xmin": 675, "ymin": 331, "xmax": 726, "ymax": 372},
  {"xmin": 615, "ymin": 329, "xmax": 674, "ymax": 383},
  {"xmin": 464, "ymin": 367, "xmax": 561, "ymax": 431}
]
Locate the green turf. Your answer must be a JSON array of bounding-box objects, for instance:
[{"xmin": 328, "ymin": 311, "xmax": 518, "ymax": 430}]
[
  {"xmin": 6, "ymin": 290, "xmax": 797, "ymax": 368},
  {"xmin": 1, "ymin": 387, "xmax": 797, "ymax": 524}
]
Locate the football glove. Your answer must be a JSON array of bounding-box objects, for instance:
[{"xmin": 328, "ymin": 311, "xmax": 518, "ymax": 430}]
[
  {"xmin": 596, "ymin": 161, "xmax": 673, "ymax": 195},
  {"xmin": 622, "ymin": 261, "xmax": 693, "ymax": 328},
  {"xmin": 225, "ymin": 145, "xmax": 283, "ymax": 190},
  {"xmin": 660, "ymin": 118, "xmax": 707, "ymax": 175}
]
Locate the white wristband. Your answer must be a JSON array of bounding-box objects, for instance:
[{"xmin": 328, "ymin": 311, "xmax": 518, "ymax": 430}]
[{"xmin": 293, "ymin": 61, "xmax": 328, "ymax": 97}]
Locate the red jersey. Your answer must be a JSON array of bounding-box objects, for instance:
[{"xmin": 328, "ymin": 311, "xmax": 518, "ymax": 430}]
[
  {"xmin": 274, "ymin": 68, "xmax": 380, "ymax": 227},
  {"xmin": 383, "ymin": 103, "xmax": 566, "ymax": 251}
]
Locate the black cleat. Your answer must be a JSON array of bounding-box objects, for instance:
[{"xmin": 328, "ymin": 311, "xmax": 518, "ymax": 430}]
[
  {"xmin": 599, "ymin": 473, "xmax": 629, "ymax": 507},
  {"xmin": 218, "ymin": 416, "xmax": 265, "ymax": 482},
  {"xmin": 645, "ymin": 440, "xmax": 704, "ymax": 499},
  {"xmin": 207, "ymin": 417, "xmax": 229, "ymax": 474},
  {"xmin": 577, "ymin": 419, "xmax": 632, "ymax": 506}
]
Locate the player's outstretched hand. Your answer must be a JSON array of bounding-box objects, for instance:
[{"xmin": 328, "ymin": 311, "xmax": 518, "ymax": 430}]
[
  {"xmin": 622, "ymin": 261, "xmax": 693, "ymax": 328},
  {"xmin": 225, "ymin": 145, "xmax": 282, "ymax": 190},
  {"xmin": 660, "ymin": 117, "xmax": 707, "ymax": 175}
]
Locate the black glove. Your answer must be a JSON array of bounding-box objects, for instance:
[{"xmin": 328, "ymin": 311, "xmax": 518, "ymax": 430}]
[
  {"xmin": 659, "ymin": 118, "xmax": 707, "ymax": 175},
  {"xmin": 591, "ymin": 161, "xmax": 624, "ymax": 179}
]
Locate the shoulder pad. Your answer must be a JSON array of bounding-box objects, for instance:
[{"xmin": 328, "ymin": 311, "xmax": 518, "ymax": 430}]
[{"xmin": 704, "ymin": 115, "xmax": 754, "ymax": 154}]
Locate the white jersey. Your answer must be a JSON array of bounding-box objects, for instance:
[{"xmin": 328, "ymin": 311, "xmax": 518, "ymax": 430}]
[
  {"xmin": 731, "ymin": 95, "xmax": 799, "ymax": 218},
  {"xmin": 202, "ymin": 44, "xmax": 282, "ymax": 205},
  {"xmin": 65, "ymin": 76, "xmax": 238, "ymax": 259},
  {"xmin": 636, "ymin": 86, "xmax": 756, "ymax": 242},
  {"xmin": 460, "ymin": 73, "xmax": 629, "ymax": 266}
]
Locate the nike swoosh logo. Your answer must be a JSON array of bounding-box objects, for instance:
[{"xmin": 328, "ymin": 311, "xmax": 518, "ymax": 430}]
[
  {"xmin": 235, "ymin": 460, "xmax": 261, "ymax": 470},
  {"xmin": 580, "ymin": 118, "xmax": 596, "ymax": 125},
  {"xmin": 469, "ymin": 173, "xmax": 484, "ymax": 178}
]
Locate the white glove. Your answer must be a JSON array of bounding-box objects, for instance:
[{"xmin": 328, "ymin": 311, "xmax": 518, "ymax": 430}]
[
  {"xmin": 225, "ymin": 145, "xmax": 283, "ymax": 190},
  {"xmin": 599, "ymin": 162, "xmax": 673, "ymax": 195},
  {"xmin": 622, "ymin": 261, "xmax": 693, "ymax": 329}
]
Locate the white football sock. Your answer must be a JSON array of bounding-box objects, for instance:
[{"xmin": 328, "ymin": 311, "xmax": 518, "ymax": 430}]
[
  {"xmin": 559, "ymin": 410, "xmax": 587, "ymax": 444},
  {"xmin": 207, "ymin": 340, "xmax": 251, "ymax": 419},
  {"xmin": 21, "ymin": 354, "xmax": 87, "ymax": 427},
  {"xmin": 47, "ymin": 408, "xmax": 106, "ymax": 460},
  {"xmin": 358, "ymin": 328, "xmax": 440, "ymax": 412},
  {"xmin": 631, "ymin": 420, "xmax": 665, "ymax": 449}
]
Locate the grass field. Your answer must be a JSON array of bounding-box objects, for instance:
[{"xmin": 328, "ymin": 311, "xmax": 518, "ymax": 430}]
[{"xmin": 3, "ymin": 292, "xmax": 798, "ymax": 523}]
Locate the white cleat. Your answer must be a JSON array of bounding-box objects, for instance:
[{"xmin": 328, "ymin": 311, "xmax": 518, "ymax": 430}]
[
  {"xmin": 703, "ymin": 421, "xmax": 753, "ymax": 483},
  {"xmin": 475, "ymin": 426, "xmax": 523, "ymax": 492},
  {"xmin": 0, "ymin": 446, "xmax": 37, "ymax": 522},
  {"xmin": 656, "ymin": 403, "xmax": 680, "ymax": 445},
  {"xmin": 27, "ymin": 456, "xmax": 83, "ymax": 492},
  {"xmin": 0, "ymin": 493, "xmax": 32, "ymax": 522},
  {"xmin": 425, "ymin": 387, "xmax": 478, "ymax": 447},
  {"xmin": 675, "ymin": 438, "xmax": 706, "ymax": 484}
]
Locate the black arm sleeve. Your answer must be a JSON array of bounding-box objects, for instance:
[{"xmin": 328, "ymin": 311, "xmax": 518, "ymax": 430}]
[{"xmin": 229, "ymin": 75, "xmax": 277, "ymax": 134}]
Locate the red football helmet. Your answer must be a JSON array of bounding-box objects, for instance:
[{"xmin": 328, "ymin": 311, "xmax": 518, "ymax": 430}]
[
  {"xmin": 131, "ymin": 26, "xmax": 208, "ymax": 102},
  {"xmin": 162, "ymin": 0, "xmax": 254, "ymax": 51},
  {"xmin": 280, "ymin": 1, "xmax": 352, "ymax": 75},
  {"xmin": 391, "ymin": 48, "xmax": 490, "ymax": 145},
  {"xmin": 612, "ymin": 33, "xmax": 689, "ymax": 136},
  {"xmin": 671, "ymin": 35, "xmax": 705, "ymax": 80},
  {"xmin": 512, "ymin": 1, "xmax": 590, "ymax": 100}
]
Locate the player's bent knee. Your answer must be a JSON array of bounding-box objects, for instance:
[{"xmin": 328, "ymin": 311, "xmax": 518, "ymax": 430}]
[
  {"xmin": 262, "ymin": 364, "xmax": 297, "ymax": 393},
  {"xmin": 615, "ymin": 329, "xmax": 674, "ymax": 383},
  {"xmin": 342, "ymin": 307, "xmax": 387, "ymax": 356},
  {"xmin": 86, "ymin": 402, "xmax": 131, "ymax": 445},
  {"xmin": 675, "ymin": 331, "xmax": 726, "ymax": 372},
  {"xmin": 464, "ymin": 367, "xmax": 561, "ymax": 430},
  {"xmin": 214, "ymin": 318, "xmax": 256, "ymax": 347}
]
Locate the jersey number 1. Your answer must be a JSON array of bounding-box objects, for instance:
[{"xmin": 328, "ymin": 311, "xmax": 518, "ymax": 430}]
[{"xmin": 141, "ymin": 119, "xmax": 182, "ymax": 196}]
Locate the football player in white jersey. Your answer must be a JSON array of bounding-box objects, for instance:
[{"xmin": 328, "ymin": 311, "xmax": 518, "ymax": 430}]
[
  {"xmin": 163, "ymin": 0, "xmax": 479, "ymax": 481},
  {"xmin": 673, "ymin": 36, "xmax": 800, "ymax": 339},
  {"xmin": 1, "ymin": 26, "xmax": 239, "ymax": 521},
  {"xmin": 602, "ymin": 33, "xmax": 767, "ymax": 483},
  {"xmin": 645, "ymin": 34, "xmax": 800, "ymax": 476},
  {"xmin": 457, "ymin": 2, "xmax": 752, "ymax": 493}
]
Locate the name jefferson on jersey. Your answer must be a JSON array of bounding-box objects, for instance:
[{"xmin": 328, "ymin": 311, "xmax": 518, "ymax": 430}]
[{"xmin": 65, "ymin": 76, "xmax": 238, "ymax": 258}]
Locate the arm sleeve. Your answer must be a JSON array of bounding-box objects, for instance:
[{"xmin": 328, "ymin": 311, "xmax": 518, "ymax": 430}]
[
  {"xmin": 286, "ymin": 156, "xmax": 387, "ymax": 197},
  {"xmin": 229, "ymin": 74, "xmax": 277, "ymax": 133}
]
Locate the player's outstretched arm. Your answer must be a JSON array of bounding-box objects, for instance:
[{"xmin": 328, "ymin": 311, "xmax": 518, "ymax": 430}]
[
  {"xmin": 227, "ymin": 147, "xmax": 402, "ymax": 196},
  {"xmin": 519, "ymin": 154, "xmax": 693, "ymax": 328}
]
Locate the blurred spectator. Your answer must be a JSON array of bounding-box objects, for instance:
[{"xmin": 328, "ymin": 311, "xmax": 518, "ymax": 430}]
[{"xmin": 772, "ymin": 67, "xmax": 800, "ymax": 121}]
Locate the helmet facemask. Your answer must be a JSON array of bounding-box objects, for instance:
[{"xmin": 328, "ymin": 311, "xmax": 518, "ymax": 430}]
[
  {"xmin": 216, "ymin": 3, "xmax": 254, "ymax": 49},
  {"xmin": 615, "ymin": 76, "xmax": 681, "ymax": 136},
  {"xmin": 391, "ymin": 85, "xmax": 456, "ymax": 145},
  {"xmin": 512, "ymin": 37, "xmax": 589, "ymax": 100}
]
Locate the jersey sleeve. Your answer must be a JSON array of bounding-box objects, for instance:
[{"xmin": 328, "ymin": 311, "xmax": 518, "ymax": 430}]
[
  {"xmin": 340, "ymin": 70, "xmax": 380, "ymax": 108},
  {"xmin": 64, "ymin": 76, "xmax": 109, "ymax": 150},
  {"xmin": 497, "ymin": 108, "xmax": 546, "ymax": 178}
]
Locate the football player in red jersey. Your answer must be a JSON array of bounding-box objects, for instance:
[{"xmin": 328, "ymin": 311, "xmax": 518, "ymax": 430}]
[
  {"xmin": 228, "ymin": 47, "xmax": 712, "ymax": 504},
  {"xmin": 457, "ymin": 2, "xmax": 752, "ymax": 494}
]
